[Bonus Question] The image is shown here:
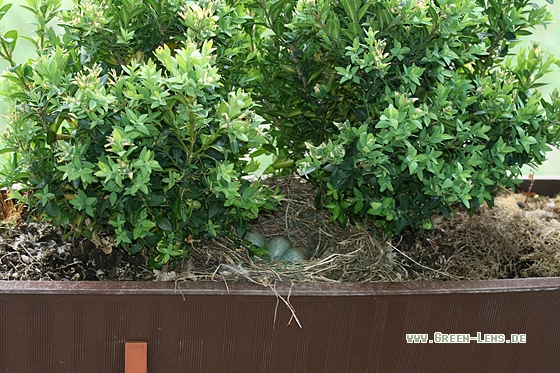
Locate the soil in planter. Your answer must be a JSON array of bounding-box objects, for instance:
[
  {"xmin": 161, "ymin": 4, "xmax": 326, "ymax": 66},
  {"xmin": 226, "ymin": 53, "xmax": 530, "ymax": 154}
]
[{"xmin": 0, "ymin": 176, "xmax": 559, "ymax": 282}]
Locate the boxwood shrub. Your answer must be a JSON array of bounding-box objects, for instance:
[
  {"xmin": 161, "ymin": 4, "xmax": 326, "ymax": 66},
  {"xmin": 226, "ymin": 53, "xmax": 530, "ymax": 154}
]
[
  {"xmin": 247, "ymin": 0, "xmax": 560, "ymax": 234},
  {"xmin": 0, "ymin": 0, "xmax": 281, "ymax": 267}
]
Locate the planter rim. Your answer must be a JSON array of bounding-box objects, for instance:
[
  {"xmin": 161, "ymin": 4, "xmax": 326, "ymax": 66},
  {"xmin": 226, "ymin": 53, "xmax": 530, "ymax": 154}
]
[
  {"xmin": 1, "ymin": 277, "xmax": 559, "ymax": 296},
  {"xmin": 519, "ymin": 175, "xmax": 560, "ymax": 180}
]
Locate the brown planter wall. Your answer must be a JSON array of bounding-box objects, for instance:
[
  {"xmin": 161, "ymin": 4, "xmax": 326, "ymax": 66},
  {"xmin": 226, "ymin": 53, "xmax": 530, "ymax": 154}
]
[
  {"xmin": 0, "ymin": 177, "xmax": 558, "ymax": 373},
  {"xmin": 517, "ymin": 175, "xmax": 560, "ymax": 197},
  {"xmin": 2, "ymin": 279, "xmax": 560, "ymax": 373}
]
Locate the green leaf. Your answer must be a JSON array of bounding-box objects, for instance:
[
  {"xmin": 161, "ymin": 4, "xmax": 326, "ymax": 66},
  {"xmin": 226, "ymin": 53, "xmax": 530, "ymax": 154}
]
[
  {"xmin": 269, "ymin": 0, "xmax": 288, "ymax": 21},
  {"xmin": 45, "ymin": 201, "xmax": 60, "ymax": 217},
  {"xmin": 0, "ymin": 3, "xmax": 13, "ymax": 21},
  {"xmin": 354, "ymin": 199, "xmax": 364, "ymax": 214},
  {"xmin": 325, "ymin": 19, "xmax": 341, "ymax": 39},
  {"xmin": 272, "ymin": 157, "xmax": 294, "ymax": 169},
  {"xmin": 261, "ymin": 143, "xmax": 278, "ymax": 156},
  {"xmin": 358, "ymin": 3, "xmax": 370, "ymax": 21},
  {"xmin": 129, "ymin": 242, "xmax": 143, "ymax": 255},
  {"xmin": 79, "ymin": 228, "xmax": 92, "ymax": 239},
  {"xmin": 156, "ymin": 216, "xmax": 173, "ymax": 231},
  {"xmin": 442, "ymin": 179, "xmax": 453, "ymax": 189},
  {"xmin": 147, "ymin": 195, "xmax": 165, "ymax": 207},
  {"xmin": 110, "ymin": 192, "xmax": 117, "ymax": 206},
  {"xmin": 133, "ymin": 226, "xmax": 144, "ymax": 240},
  {"xmin": 2, "ymin": 29, "xmax": 17, "ymax": 50},
  {"xmin": 341, "ymin": 0, "xmax": 358, "ymax": 21},
  {"xmin": 408, "ymin": 160, "xmax": 418, "ymax": 174},
  {"xmin": 272, "ymin": 20, "xmax": 285, "ymax": 36}
]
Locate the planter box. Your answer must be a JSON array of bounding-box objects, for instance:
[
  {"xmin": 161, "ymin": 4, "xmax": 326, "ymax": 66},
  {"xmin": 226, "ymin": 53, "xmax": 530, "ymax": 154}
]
[
  {"xmin": 0, "ymin": 177, "xmax": 558, "ymax": 372},
  {"xmin": 516, "ymin": 175, "xmax": 560, "ymax": 198},
  {"xmin": 1, "ymin": 280, "xmax": 560, "ymax": 372}
]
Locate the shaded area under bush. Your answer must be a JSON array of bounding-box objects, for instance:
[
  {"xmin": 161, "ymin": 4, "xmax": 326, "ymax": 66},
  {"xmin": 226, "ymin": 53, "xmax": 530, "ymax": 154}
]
[{"xmin": 1, "ymin": 177, "xmax": 559, "ymax": 282}]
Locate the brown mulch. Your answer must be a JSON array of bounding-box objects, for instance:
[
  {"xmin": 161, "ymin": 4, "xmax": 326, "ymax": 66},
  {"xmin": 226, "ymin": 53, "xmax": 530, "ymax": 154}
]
[{"xmin": 1, "ymin": 176, "xmax": 560, "ymax": 283}]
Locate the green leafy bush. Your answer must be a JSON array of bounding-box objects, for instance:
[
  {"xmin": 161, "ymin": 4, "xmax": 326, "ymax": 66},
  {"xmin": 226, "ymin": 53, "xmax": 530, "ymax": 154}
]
[
  {"xmin": 2, "ymin": 0, "xmax": 560, "ymax": 262},
  {"xmin": 0, "ymin": 0, "xmax": 280, "ymax": 267},
  {"xmin": 249, "ymin": 0, "xmax": 560, "ymax": 234}
]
